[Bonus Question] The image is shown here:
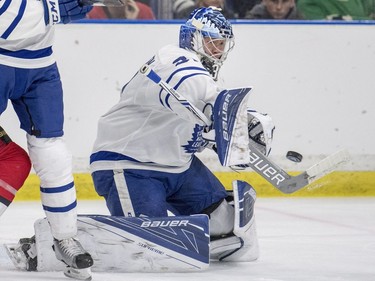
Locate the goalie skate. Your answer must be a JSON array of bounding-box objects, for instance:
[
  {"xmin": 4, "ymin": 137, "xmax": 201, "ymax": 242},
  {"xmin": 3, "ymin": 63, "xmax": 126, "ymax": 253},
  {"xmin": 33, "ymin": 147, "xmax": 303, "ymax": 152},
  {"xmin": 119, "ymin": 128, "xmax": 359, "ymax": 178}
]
[{"xmin": 53, "ymin": 238, "xmax": 93, "ymax": 281}]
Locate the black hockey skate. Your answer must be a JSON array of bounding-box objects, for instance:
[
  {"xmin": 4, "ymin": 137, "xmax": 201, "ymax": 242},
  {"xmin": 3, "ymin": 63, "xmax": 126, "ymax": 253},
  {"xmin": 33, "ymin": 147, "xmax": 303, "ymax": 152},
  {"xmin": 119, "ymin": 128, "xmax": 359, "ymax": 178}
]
[
  {"xmin": 53, "ymin": 238, "xmax": 93, "ymax": 281},
  {"xmin": 6, "ymin": 236, "xmax": 38, "ymax": 271},
  {"xmin": 19, "ymin": 236, "xmax": 38, "ymax": 271}
]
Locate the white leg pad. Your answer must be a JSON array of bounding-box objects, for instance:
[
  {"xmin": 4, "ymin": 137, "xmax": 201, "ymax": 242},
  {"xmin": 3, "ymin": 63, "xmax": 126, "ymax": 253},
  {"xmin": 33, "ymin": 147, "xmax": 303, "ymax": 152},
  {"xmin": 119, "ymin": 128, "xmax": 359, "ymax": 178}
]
[
  {"xmin": 209, "ymin": 199, "xmax": 234, "ymax": 236},
  {"xmin": 33, "ymin": 214, "xmax": 210, "ymax": 272},
  {"xmin": 210, "ymin": 180, "xmax": 259, "ymax": 262}
]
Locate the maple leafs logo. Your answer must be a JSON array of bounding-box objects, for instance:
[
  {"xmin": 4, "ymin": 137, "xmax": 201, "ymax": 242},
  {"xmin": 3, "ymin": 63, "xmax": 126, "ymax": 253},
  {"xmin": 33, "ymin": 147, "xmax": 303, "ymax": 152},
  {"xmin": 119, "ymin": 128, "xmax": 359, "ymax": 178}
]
[{"xmin": 182, "ymin": 124, "xmax": 204, "ymax": 154}]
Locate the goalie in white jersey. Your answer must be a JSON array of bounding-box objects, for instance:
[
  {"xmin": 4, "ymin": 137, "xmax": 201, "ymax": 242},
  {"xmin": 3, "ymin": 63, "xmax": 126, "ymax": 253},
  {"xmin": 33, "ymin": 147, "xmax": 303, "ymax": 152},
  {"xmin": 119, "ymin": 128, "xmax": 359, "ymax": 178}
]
[
  {"xmin": 0, "ymin": 0, "xmax": 94, "ymax": 279},
  {"xmin": 91, "ymin": 7, "xmax": 263, "ymax": 262}
]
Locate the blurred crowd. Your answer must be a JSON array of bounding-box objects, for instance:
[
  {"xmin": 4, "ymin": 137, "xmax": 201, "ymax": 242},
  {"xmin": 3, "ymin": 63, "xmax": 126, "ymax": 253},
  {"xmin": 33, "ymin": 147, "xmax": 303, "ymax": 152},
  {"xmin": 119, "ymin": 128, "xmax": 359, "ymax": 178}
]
[{"xmin": 86, "ymin": 0, "xmax": 375, "ymax": 21}]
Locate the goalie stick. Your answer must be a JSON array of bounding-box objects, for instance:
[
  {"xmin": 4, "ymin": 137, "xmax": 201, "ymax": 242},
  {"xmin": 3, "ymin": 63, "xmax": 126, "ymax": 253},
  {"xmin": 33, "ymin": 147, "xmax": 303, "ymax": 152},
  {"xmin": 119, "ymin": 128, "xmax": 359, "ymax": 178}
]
[{"xmin": 139, "ymin": 64, "xmax": 350, "ymax": 194}]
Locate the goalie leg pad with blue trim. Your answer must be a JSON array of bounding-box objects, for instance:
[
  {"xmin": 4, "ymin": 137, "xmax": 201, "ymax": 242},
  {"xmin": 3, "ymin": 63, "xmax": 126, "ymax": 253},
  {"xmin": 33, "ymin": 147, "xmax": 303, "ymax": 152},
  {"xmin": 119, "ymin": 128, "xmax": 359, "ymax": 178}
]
[
  {"xmin": 210, "ymin": 180, "xmax": 259, "ymax": 262},
  {"xmin": 213, "ymin": 88, "xmax": 252, "ymax": 167},
  {"xmin": 33, "ymin": 214, "xmax": 210, "ymax": 272}
]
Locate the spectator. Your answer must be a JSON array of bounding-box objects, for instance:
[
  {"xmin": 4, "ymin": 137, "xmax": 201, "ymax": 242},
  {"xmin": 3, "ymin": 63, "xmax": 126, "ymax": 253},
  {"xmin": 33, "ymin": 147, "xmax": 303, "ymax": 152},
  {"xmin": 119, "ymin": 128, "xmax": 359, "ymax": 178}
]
[
  {"xmin": 173, "ymin": 0, "xmax": 196, "ymax": 19},
  {"xmin": 173, "ymin": 0, "xmax": 236, "ymax": 19},
  {"xmin": 87, "ymin": 0, "xmax": 155, "ymax": 19},
  {"xmin": 231, "ymin": 0, "xmax": 261, "ymax": 18},
  {"xmin": 297, "ymin": 0, "xmax": 374, "ymax": 20},
  {"xmin": 245, "ymin": 0, "xmax": 300, "ymax": 19}
]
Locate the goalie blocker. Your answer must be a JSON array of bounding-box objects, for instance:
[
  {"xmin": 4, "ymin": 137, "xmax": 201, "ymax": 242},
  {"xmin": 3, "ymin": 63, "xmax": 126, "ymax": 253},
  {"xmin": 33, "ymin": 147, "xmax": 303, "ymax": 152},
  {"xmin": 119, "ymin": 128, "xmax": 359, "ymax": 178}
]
[
  {"xmin": 6, "ymin": 181, "xmax": 258, "ymax": 273},
  {"xmin": 213, "ymin": 87, "xmax": 252, "ymax": 167}
]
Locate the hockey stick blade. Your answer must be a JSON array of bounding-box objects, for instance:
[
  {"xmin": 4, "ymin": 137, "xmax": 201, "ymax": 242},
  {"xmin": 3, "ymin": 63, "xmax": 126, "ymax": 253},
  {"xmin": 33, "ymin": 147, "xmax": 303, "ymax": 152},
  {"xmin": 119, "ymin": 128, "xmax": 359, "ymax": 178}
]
[
  {"xmin": 245, "ymin": 147, "xmax": 350, "ymax": 194},
  {"xmin": 2, "ymin": 244, "xmax": 26, "ymax": 270},
  {"xmin": 139, "ymin": 64, "xmax": 212, "ymax": 126},
  {"xmin": 79, "ymin": 0, "xmax": 124, "ymax": 6},
  {"xmin": 304, "ymin": 149, "xmax": 351, "ymax": 184}
]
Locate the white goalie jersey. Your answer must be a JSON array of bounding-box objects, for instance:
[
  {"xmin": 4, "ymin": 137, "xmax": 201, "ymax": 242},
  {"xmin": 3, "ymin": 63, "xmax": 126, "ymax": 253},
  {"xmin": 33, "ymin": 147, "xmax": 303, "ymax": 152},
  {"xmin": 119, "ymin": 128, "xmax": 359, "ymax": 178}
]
[
  {"xmin": 90, "ymin": 44, "xmax": 223, "ymax": 172},
  {"xmin": 0, "ymin": 0, "xmax": 55, "ymax": 68}
]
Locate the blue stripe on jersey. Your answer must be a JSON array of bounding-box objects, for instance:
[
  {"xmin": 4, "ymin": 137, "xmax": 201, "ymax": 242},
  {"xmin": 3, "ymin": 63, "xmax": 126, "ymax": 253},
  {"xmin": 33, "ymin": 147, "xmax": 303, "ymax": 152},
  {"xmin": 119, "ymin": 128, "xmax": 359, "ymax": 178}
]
[
  {"xmin": 43, "ymin": 200, "xmax": 77, "ymax": 213},
  {"xmin": 90, "ymin": 151, "xmax": 145, "ymax": 164},
  {"xmin": 1, "ymin": 0, "xmax": 26, "ymax": 39},
  {"xmin": 158, "ymin": 66, "xmax": 209, "ymax": 109},
  {"xmin": 164, "ymin": 93, "xmax": 171, "ymax": 109},
  {"xmin": 165, "ymin": 66, "xmax": 208, "ymax": 84},
  {"xmin": 0, "ymin": 46, "xmax": 53, "ymax": 59},
  {"xmin": 0, "ymin": 0, "xmax": 12, "ymax": 17},
  {"xmin": 174, "ymin": 73, "xmax": 210, "ymax": 90},
  {"xmin": 40, "ymin": 182, "xmax": 75, "ymax": 194}
]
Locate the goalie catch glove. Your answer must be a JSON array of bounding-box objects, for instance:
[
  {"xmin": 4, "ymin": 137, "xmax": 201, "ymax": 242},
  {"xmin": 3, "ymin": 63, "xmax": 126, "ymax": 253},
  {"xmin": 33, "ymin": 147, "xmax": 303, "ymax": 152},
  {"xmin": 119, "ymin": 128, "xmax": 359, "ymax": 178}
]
[
  {"xmin": 201, "ymin": 109, "xmax": 274, "ymax": 167},
  {"xmin": 247, "ymin": 110, "xmax": 274, "ymax": 156},
  {"xmin": 43, "ymin": 0, "xmax": 93, "ymax": 25},
  {"xmin": 234, "ymin": 110, "xmax": 275, "ymax": 170}
]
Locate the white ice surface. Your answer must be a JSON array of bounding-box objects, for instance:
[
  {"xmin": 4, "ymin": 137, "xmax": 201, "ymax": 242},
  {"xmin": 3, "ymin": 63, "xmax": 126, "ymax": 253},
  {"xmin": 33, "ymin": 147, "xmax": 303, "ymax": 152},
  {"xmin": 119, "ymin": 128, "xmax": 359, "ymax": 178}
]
[{"xmin": 1, "ymin": 198, "xmax": 374, "ymax": 281}]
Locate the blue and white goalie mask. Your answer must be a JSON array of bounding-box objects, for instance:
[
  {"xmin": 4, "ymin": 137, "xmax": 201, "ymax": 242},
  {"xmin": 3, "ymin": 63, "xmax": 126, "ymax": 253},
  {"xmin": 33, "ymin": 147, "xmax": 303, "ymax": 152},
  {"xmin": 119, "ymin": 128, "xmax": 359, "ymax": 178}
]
[{"xmin": 179, "ymin": 7, "xmax": 235, "ymax": 81}]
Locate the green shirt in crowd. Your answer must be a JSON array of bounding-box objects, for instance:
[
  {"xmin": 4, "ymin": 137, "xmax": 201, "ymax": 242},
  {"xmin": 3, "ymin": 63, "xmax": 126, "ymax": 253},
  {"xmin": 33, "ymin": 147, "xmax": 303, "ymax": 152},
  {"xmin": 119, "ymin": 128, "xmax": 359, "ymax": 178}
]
[{"xmin": 297, "ymin": 0, "xmax": 375, "ymax": 20}]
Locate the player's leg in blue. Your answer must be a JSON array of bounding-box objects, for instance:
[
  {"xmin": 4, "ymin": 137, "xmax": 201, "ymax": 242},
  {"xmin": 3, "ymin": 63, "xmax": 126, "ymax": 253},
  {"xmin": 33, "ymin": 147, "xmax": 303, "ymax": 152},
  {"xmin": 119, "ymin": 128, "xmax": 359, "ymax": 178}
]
[
  {"xmin": 92, "ymin": 168, "xmax": 179, "ymax": 217},
  {"xmin": 11, "ymin": 64, "xmax": 93, "ymax": 279}
]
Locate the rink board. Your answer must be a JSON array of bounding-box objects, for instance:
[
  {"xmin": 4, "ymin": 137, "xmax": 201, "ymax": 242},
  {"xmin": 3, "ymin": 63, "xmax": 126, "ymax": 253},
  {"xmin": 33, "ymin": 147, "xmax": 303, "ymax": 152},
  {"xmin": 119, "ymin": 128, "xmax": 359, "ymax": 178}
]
[{"xmin": 14, "ymin": 171, "xmax": 375, "ymax": 201}]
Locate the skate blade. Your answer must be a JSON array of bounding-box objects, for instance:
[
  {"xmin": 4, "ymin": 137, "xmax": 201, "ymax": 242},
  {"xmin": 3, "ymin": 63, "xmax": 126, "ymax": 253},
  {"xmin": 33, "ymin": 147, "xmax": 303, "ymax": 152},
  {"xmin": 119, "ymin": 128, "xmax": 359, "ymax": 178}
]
[
  {"xmin": 4, "ymin": 244, "xmax": 27, "ymax": 270},
  {"xmin": 64, "ymin": 266, "xmax": 92, "ymax": 281}
]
